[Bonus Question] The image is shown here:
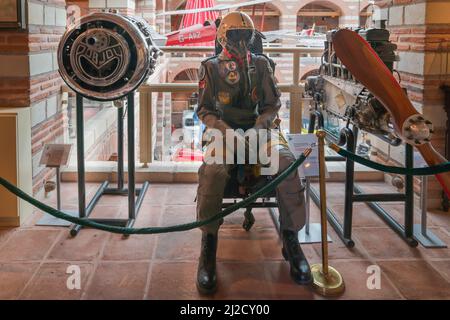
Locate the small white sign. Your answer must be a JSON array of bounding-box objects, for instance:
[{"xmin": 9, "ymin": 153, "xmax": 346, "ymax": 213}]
[
  {"xmin": 287, "ymin": 133, "xmax": 320, "ymax": 177},
  {"xmin": 414, "ymin": 151, "xmax": 427, "ymax": 168}
]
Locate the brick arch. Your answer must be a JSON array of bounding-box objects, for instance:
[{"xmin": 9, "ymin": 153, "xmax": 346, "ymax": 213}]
[
  {"xmin": 260, "ymin": 0, "xmax": 289, "ymax": 14},
  {"xmin": 300, "ymin": 67, "xmax": 320, "ymax": 80},
  {"xmin": 359, "ymin": 1, "xmax": 376, "ymax": 27},
  {"xmin": 167, "ymin": 62, "xmax": 202, "ymax": 83},
  {"xmin": 359, "ymin": 1, "xmax": 371, "ymax": 12},
  {"xmin": 293, "ymin": 0, "xmax": 351, "ymax": 17},
  {"xmin": 167, "ymin": 0, "xmax": 185, "ymax": 11},
  {"xmin": 237, "ymin": 2, "xmax": 282, "ymax": 32}
]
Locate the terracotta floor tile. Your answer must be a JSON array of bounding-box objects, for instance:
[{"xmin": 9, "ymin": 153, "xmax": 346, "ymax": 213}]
[
  {"xmin": 116, "ymin": 203, "xmax": 162, "ymax": 222},
  {"xmin": 353, "ymin": 227, "xmax": 426, "ymax": 260},
  {"xmin": 147, "ymin": 261, "xmax": 208, "ymax": 300},
  {"xmin": 217, "ymin": 228, "xmax": 266, "ymax": 262},
  {"xmin": 379, "ymin": 260, "xmax": 450, "ymax": 299},
  {"xmin": 22, "ymin": 211, "xmax": 45, "ymax": 227},
  {"xmin": 312, "ymin": 182, "xmax": 345, "ymax": 205},
  {"xmin": 151, "ymin": 261, "xmax": 271, "ymax": 299},
  {"xmin": 43, "ymin": 183, "xmax": 102, "ymax": 207},
  {"xmin": 20, "ymin": 262, "xmax": 94, "ymax": 300},
  {"xmin": 417, "ymin": 227, "xmax": 450, "ymax": 259},
  {"xmin": 221, "ymin": 208, "xmax": 259, "ymax": 229},
  {"xmin": 428, "ymin": 260, "xmax": 450, "ymax": 283},
  {"xmin": 326, "ymin": 260, "xmax": 402, "ymax": 300},
  {"xmin": 155, "ymin": 229, "xmax": 201, "ymax": 261},
  {"xmin": 48, "ymin": 229, "xmax": 109, "ymax": 261},
  {"xmin": 221, "ymin": 207, "xmax": 280, "ymax": 230},
  {"xmin": 102, "ymin": 234, "xmax": 155, "ymax": 261},
  {"xmin": 330, "ymin": 203, "xmax": 387, "ymax": 228},
  {"xmin": 306, "ymin": 203, "xmax": 322, "ymax": 223},
  {"xmin": 95, "ymin": 193, "xmax": 129, "ymax": 206},
  {"xmin": 0, "ymin": 263, "xmax": 39, "ymax": 299},
  {"xmin": 142, "ymin": 185, "xmax": 168, "ymax": 205},
  {"xmin": 84, "ymin": 261, "xmax": 149, "ymax": 300},
  {"xmin": 254, "ymin": 228, "xmax": 284, "ymax": 261},
  {"xmin": 264, "ymin": 262, "xmax": 318, "ymax": 300},
  {"xmin": 3, "ymin": 180, "xmax": 449, "ymax": 299},
  {"xmin": 89, "ymin": 205, "xmax": 124, "ymax": 219},
  {"xmin": 0, "ymin": 228, "xmax": 15, "ymax": 247},
  {"xmin": 428, "ymin": 210, "xmax": 450, "ymax": 232},
  {"xmin": 312, "ymin": 227, "xmax": 368, "ymax": 260},
  {"xmin": 166, "ymin": 185, "xmax": 197, "ymax": 205},
  {"xmin": 374, "ymin": 203, "xmax": 434, "ymax": 228},
  {"xmin": 212, "ymin": 262, "xmax": 272, "ymax": 299},
  {"xmin": 0, "ymin": 229, "xmax": 60, "ymax": 261},
  {"xmin": 162, "ymin": 205, "xmax": 196, "ymax": 225}
]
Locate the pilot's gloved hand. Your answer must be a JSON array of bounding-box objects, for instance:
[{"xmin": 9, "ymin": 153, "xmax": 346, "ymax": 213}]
[
  {"xmin": 202, "ymin": 115, "xmax": 256, "ymax": 162},
  {"xmin": 202, "ymin": 115, "xmax": 230, "ymax": 134},
  {"xmin": 253, "ymin": 109, "xmax": 278, "ymax": 131}
]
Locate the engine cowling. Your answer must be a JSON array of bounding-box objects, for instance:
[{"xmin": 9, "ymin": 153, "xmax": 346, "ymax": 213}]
[{"xmin": 58, "ymin": 12, "xmax": 161, "ymax": 101}]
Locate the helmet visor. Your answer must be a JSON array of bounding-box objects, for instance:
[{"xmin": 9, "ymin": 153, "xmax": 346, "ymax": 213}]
[{"xmin": 226, "ymin": 29, "xmax": 253, "ymax": 44}]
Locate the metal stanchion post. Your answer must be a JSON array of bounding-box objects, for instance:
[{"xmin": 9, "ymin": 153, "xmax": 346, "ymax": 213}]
[{"xmin": 311, "ymin": 130, "xmax": 345, "ymax": 296}]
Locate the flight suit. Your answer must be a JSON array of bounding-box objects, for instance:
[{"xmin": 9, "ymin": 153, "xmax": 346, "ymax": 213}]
[{"xmin": 196, "ymin": 50, "xmax": 306, "ymax": 234}]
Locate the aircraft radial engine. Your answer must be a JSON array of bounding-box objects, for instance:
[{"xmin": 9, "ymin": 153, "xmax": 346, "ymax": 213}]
[
  {"xmin": 305, "ymin": 28, "xmax": 404, "ymax": 146},
  {"xmin": 306, "ymin": 28, "xmax": 450, "ymax": 197},
  {"xmin": 58, "ymin": 12, "xmax": 161, "ymax": 101}
]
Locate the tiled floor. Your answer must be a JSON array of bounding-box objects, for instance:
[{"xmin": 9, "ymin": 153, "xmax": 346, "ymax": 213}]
[{"xmin": 1, "ymin": 181, "xmax": 450, "ymax": 300}]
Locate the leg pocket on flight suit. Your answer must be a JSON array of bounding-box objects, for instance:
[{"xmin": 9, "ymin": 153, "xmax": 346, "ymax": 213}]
[
  {"xmin": 280, "ymin": 182, "xmax": 305, "ymax": 208},
  {"xmin": 197, "ymin": 164, "xmax": 229, "ymax": 196},
  {"xmin": 277, "ymin": 178, "xmax": 306, "ymax": 229},
  {"xmin": 196, "ymin": 164, "xmax": 229, "ymax": 224}
]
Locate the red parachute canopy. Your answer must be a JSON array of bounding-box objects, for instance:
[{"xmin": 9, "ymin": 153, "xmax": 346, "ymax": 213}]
[{"xmin": 179, "ymin": 0, "xmax": 218, "ymax": 46}]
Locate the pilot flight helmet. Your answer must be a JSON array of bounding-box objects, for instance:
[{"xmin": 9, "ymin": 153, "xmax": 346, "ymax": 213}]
[{"xmin": 217, "ymin": 11, "xmax": 255, "ymax": 49}]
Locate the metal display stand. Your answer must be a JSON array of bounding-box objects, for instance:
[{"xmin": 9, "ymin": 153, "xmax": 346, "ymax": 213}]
[
  {"xmin": 70, "ymin": 92, "xmax": 149, "ymax": 237},
  {"xmin": 308, "ymin": 110, "xmax": 418, "ymax": 248},
  {"xmin": 413, "ymin": 172, "xmax": 447, "ymax": 248}
]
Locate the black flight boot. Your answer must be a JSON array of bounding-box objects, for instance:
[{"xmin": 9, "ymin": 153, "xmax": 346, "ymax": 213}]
[
  {"xmin": 282, "ymin": 230, "xmax": 313, "ymax": 285},
  {"xmin": 196, "ymin": 232, "xmax": 218, "ymax": 294}
]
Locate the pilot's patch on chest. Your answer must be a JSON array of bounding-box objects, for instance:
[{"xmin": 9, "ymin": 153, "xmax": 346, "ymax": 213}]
[
  {"xmin": 218, "ymin": 91, "xmax": 231, "ymax": 105},
  {"xmin": 226, "ymin": 71, "xmax": 240, "ymax": 85},
  {"xmin": 226, "ymin": 61, "xmax": 237, "ymax": 72}
]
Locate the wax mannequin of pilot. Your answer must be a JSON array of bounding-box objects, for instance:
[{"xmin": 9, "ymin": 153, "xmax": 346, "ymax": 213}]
[{"xmin": 195, "ymin": 11, "xmax": 312, "ymax": 294}]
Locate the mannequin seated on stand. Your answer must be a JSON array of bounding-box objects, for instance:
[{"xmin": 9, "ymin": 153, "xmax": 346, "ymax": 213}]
[{"xmin": 195, "ymin": 12, "xmax": 311, "ymax": 295}]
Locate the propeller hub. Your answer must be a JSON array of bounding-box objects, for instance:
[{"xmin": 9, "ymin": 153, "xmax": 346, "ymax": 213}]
[{"xmin": 402, "ymin": 114, "xmax": 433, "ymax": 145}]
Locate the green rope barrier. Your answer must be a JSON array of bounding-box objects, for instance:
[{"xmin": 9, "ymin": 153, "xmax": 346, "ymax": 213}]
[
  {"xmin": 0, "ymin": 152, "xmax": 309, "ymax": 235},
  {"xmin": 329, "ymin": 143, "xmax": 450, "ymax": 176}
]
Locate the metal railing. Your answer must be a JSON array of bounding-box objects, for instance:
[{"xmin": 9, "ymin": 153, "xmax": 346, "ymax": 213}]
[{"xmin": 139, "ymin": 46, "xmax": 323, "ymax": 166}]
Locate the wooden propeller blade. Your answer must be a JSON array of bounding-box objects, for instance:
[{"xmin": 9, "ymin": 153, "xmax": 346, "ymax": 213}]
[{"xmin": 332, "ymin": 29, "xmax": 450, "ymax": 197}]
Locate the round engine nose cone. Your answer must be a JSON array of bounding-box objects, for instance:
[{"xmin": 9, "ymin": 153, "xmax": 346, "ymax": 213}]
[{"xmin": 58, "ymin": 12, "xmax": 160, "ymax": 101}]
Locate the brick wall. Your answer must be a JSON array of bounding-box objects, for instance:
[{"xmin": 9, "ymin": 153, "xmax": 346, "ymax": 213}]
[
  {"xmin": 89, "ymin": 0, "xmax": 136, "ymax": 15},
  {"xmin": 0, "ymin": 27, "xmax": 29, "ymax": 108},
  {"xmin": 0, "ymin": 1, "xmax": 67, "ymax": 196},
  {"xmin": 28, "ymin": 0, "xmax": 67, "ymax": 196},
  {"xmin": 375, "ymin": 0, "xmax": 450, "ymax": 209}
]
